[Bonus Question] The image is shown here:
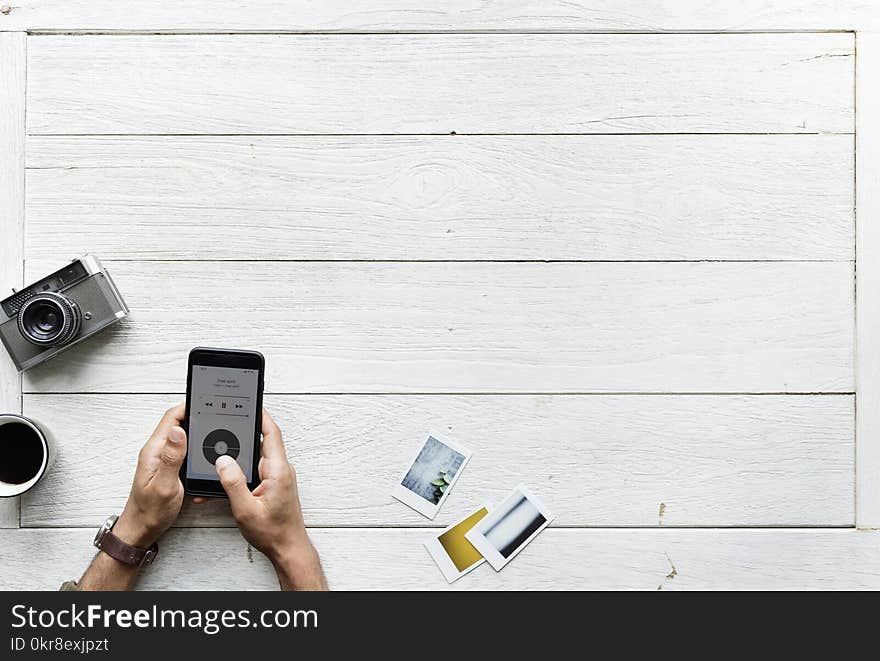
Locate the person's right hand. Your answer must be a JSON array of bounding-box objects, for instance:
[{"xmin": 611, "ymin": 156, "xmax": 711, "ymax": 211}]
[{"xmin": 208, "ymin": 409, "xmax": 327, "ymax": 590}]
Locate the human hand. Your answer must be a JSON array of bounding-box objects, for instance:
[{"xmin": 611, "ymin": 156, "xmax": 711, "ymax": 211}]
[
  {"xmin": 203, "ymin": 409, "xmax": 326, "ymax": 590},
  {"xmin": 114, "ymin": 403, "xmax": 187, "ymax": 548}
]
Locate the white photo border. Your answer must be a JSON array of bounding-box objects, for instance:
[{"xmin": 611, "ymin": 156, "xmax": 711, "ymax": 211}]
[
  {"xmin": 391, "ymin": 432, "xmax": 473, "ymax": 519},
  {"xmin": 424, "ymin": 502, "xmax": 492, "ymax": 583},
  {"xmin": 464, "ymin": 485, "xmax": 554, "ymax": 571}
]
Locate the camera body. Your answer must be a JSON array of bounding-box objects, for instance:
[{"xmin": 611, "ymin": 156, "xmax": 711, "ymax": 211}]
[{"xmin": 0, "ymin": 255, "xmax": 128, "ymax": 372}]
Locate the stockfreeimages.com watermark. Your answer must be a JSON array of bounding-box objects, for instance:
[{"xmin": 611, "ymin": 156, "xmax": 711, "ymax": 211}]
[{"xmin": 11, "ymin": 603, "xmax": 318, "ymax": 637}]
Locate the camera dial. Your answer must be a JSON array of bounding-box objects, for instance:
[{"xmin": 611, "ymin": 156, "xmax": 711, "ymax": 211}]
[{"xmin": 17, "ymin": 292, "xmax": 82, "ymax": 347}]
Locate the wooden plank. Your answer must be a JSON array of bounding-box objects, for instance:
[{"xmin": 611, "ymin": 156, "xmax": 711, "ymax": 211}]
[
  {"xmin": 20, "ymin": 261, "xmax": 854, "ymax": 394},
  {"xmin": 21, "ymin": 393, "xmax": 854, "ymax": 527},
  {"xmin": 0, "ymin": 32, "xmax": 25, "ymax": 529},
  {"xmin": 26, "ymin": 34, "xmax": 854, "ymax": 135},
  {"xmin": 2, "ymin": 527, "xmax": 880, "ymax": 590},
  {"xmin": 2, "ymin": 1, "xmax": 878, "ymax": 33},
  {"xmin": 857, "ymin": 33, "xmax": 880, "ymax": 529},
  {"xmin": 25, "ymin": 134, "xmax": 854, "ymax": 262}
]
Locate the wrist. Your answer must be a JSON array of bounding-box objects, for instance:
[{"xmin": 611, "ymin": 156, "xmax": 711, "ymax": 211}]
[
  {"xmin": 269, "ymin": 539, "xmax": 326, "ymax": 591},
  {"xmin": 114, "ymin": 507, "xmax": 159, "ymax": 549}
]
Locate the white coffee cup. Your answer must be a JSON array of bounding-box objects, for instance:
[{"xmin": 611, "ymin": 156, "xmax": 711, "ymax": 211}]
[{"xmin": 0, "ymin": 413, "xmax": 52, "ymax": 497}]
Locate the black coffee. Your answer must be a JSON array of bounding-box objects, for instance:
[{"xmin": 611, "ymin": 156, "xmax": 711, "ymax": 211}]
[{"xmin": 0, "ymin": 422, "xmax": 45, "ymax": 485}]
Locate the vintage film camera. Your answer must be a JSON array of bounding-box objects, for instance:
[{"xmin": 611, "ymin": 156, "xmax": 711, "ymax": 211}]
[{"xmin": 0, "ymin": 255, "xmax": 128, "ymax": 371}]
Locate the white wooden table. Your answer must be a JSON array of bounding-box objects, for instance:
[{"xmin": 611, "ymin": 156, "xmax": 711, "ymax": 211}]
[{"xmin": 1, "ymin": 1, "xmax": 879, "ymax": 590}]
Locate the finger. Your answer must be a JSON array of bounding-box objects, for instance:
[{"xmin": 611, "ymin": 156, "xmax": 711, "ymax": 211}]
[
  {"xmin": 215, "ymin": 455, "xmax": 256, "ymax": 519},
  {"xmin": 150, "ymin": 426, "xmax": 187, "ymax": 491},
  {"xmin": 157, "ymin": 402, "xmax": 186, "ymax": 429},
  {"xmin": 145, "ymin": 403, "xmax": 186, "ymax": 452},
  {"xmin": 192, "ymin": 496, "xmax": 208, "ymax": 504},
  {"xmin": 257, "ymin": 455, "xmax": 284, "ymax": 482},
  {"xmin": 259, "ymin": 409, "xmax": 288, "ymax": 470}
]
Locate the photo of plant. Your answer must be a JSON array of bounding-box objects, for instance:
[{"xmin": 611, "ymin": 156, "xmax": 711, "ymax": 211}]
[
  {"xmin": 400, "ymin": 436, "xmax": 465, "ymax": 504},
  {"xmin": 430, "ymin": 470, "xmax": 451, "ymax": 504}
]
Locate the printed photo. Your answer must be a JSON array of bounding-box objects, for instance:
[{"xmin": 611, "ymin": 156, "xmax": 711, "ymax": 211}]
[
  {"xmin": 425, "ymin": 504, "xmax": 491, "ymax": 583},
  {"xmin": 465, "ymin": 485, "xmax": 554, "ymax": 570},
  {"xmin": 392, "ymin": 434, "xmax": 472, "ymax": 519}
]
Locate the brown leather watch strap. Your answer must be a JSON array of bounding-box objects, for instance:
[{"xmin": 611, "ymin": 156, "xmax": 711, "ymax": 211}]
[{"xmin": 94, "ymin": 515, "xmax": 158, "ymax": 568}]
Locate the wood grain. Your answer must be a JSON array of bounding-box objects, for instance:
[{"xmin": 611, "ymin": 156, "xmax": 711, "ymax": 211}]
[
  {"xmin": 2, "ymin": 527, "xmax": 880, "ymax": 590},
  {"xmin": 2, "ymin": 1, "xmax": 878, "ymax": 33},
  {"xmin": 20, "ymin": 393, "xmax": 854, "ymax": 527},
  {"xmin": 5, "ymin": 17, "xmax": 867, "ymax": 591},
  {"xmin": 25, "ymin": 134, "xmax": 854, "ymax": 262},
  {"xmin": 19, "ymin": 261, "xmax": 854, "ymax": 394},
  {"xmin": 856, "ymin": 33, "xmax": 880, "ymax": 529},
  {"xmin": 26, "ymin": 34, "xmax": 854, "ymax": 135},
  {"xmin": 0, "ymin": 32, "xmax": 25, "ymax": 529}
]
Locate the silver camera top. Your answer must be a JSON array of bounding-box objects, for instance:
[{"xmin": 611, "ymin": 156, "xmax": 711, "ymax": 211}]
[{"xmin": 0, "ymin": 255, "xmax": 129, "ymax": 372}]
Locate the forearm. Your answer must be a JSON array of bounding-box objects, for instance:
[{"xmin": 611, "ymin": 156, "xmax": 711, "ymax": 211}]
[
  {"xmin": 76, "ymin": 512, "xmax": 154, "ymax": 591},
  {"xmin": 271, "ymin": 541, "xmax": 328, "ymax": 591},
  {"xmin": 76, "ymin": 551, "xmax": 141, "ymax": 591}
]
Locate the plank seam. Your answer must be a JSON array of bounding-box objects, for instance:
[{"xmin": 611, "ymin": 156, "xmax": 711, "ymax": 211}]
[
  {"xmin": 22, "ymin": 30, "xmax": 858, "ymax": 36},
  {"xmin": 18, "ymin": 30, "xmax": 25, "ymax": 528},
  {"xmin": 855, "ymin": 31, "xmax": 880, "ymax": 528},
  {"xmin": 0, "ymin": 31, "xmax": 25, "ymax": 529},
  {"xmin": 853, "ymin": 35, "xmax": 860, "ymax": 528},
  {"xmin": 22, "ymin": 392, "xmax": 856, "ymax": 396},
  {"xmin": 32, "ymin": 259, "xmax": 855, "ymax": 264},
  {"xmin": 26, "ymin": 132, "xmax": 856, "ymax": 137},
  {"xmin": 12, "ymin": 525, "xmax": 861, "ymax": 530}
]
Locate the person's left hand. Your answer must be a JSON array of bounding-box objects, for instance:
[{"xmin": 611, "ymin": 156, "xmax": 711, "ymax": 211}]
[{"xmin": 113, "ymin": 403, "xmax": 188, "ymax": 548}]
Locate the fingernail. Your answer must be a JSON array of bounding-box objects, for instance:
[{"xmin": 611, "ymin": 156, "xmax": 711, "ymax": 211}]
[
  {"xmin": 169, "ymin": 426, "xmax": 185, "ymax": 443},
  {"xmin": 215, "ymin": 455, "xmax": 234, "ymax": 470}
]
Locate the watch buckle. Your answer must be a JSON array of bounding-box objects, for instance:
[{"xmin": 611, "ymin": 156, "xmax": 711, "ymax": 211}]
[{"xmin": 140, "ymin": 546, "xmax": 158, "ymax": 568}]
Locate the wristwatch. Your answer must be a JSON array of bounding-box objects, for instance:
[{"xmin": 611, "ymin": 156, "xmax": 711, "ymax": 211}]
[{"xmin": 93, "ymin": 515, "xmax": 158, "ymax": 568}]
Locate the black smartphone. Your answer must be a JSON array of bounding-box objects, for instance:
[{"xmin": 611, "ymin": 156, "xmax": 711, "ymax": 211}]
[{"xmin": 182, "ymin": 347, "xmax": 265, "ymax": 498}]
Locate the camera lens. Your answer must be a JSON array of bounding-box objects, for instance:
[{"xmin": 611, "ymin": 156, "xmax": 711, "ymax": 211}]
[{"xmin": 18, "ymin": 292, "xmax": 82, "ymax": 347}]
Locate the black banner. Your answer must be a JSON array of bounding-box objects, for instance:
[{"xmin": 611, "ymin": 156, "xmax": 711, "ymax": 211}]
[{"xmin": 0, "ymin": 591, "xmax": 869, "ymax": 656}]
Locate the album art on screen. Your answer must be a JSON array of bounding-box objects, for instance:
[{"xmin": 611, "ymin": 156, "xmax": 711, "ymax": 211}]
[{"xmin": 392, "ymin": 434, "xmax": 472, "ymax": 519}]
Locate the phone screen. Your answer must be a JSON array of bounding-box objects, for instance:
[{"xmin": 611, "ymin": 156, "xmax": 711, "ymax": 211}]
[{"xmin": 186, "ymin": 364, "xmax": 259, "ymax": 482}]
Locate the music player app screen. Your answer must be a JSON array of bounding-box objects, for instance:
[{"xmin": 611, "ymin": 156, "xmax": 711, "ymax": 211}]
[{"xmin": 187, "ymin": 365, "xmax": 259, "ymax": 480}]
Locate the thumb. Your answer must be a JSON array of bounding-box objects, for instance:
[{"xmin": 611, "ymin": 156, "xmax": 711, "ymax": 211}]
[
  {"xmin": 215, "ymin": 455, "xmax": 255, "ymax": 516},
  {"xmin": 162, "ymin": 426, "xmax": 187, "ymax": 464},
  {"xmin": 152, "ymin": 426, "xmax": 187, "ymax": 491}
]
